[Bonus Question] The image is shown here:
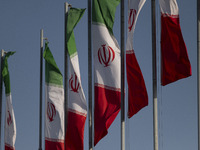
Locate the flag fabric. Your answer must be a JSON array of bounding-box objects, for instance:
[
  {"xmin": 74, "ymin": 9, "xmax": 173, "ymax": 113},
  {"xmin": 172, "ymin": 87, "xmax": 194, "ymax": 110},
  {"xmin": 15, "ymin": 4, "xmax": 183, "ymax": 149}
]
[
  {"xmin": 65, "ymin": 8, "xmax": 87, "ymax": 150},
  {"xmin": 126, "ymin": 0, "xmax": 148, "ymax": 118},
  {"xmin": 92, "ymin": 0, "xmax": 121, "ymax": 145},
  {"xmin": 2, "ymin": 51, "xmax": 16, "ymax": 150},
  {"xmin": 159, "ymin": 0, "xmax": 192, "ymax": 86},
  {"xmin": 44, "ymin": 43, "xmax": 64, "ymax": 150}
]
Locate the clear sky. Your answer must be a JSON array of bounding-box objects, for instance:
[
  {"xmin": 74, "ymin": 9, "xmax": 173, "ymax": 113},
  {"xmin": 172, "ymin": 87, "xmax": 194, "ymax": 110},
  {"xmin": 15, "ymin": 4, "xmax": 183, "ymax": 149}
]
[{"xmin": 0, "ymin": 0, "xmax": 197, "ymax": 150}]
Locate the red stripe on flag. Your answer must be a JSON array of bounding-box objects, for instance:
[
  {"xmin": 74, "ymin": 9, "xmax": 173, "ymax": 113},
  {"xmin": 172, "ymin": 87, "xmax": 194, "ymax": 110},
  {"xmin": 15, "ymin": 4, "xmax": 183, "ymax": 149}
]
[
  {"xmin": 126, "ymin": 51, "xmax": 148, "ymax": 118},
  {"xmin": 5, "ymin": 144, "xmax": 15, "ymax": 150},
  {"xmin": 161, "ymin": 14, "xmax": 192, "ymax": 86},
  {"xmin": 45, "ymin": 139, "xmax": 64, "ymax": 150},
  {"xmin": 94, "ymin": 85, "xmax": 121, "ymax": 146},
  {"xmin": 65, "ymin": 111, "xmax": 86, "ymax": 150}
]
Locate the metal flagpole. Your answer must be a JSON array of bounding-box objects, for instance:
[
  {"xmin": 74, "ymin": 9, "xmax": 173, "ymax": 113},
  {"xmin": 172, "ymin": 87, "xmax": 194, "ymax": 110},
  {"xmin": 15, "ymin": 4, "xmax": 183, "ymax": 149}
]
[
  {"xmin": 38, "ymin": 29, "xmax": 43, "ymax": 150},
  {"xmin": 88, "ymin": 0, "xmax": 93, "ymax": 149},
  {"xmin": 151, "ymin": 0, "xmax": 159, "ymax": 150},
  {"xmin": 0, "ymin": 49, "xmax": 4, "ymax": 150},
  {"xmin": 197, "ymin": 0, "xmax": 200, "ymax": 149},
  {"xmin": 121, "ymin": 0, "xmax": 125, "ymax": 150},
  {"xmin": 64, "ymin": 2, "xmax": 70, "ymax": 149}
]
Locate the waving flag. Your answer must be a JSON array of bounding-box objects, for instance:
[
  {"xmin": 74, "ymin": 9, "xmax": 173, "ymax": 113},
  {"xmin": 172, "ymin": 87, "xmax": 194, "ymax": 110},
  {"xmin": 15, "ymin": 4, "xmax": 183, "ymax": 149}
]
[
  {"xmin": 65, "ymin": 8, "xmax": 87, "ymax": 150},
  {"xmin": 2, "ymin": 51, "xmax": 16, "ymax": 150},
  {"xmin": 126, "ymin": 0, "xmax": 148, "ymax": 118},
  {"xmin": 159, "ymin": 0, "xmax": 192, "ymax": 85},
  {"xmin": 44, "ymin": 43, "xmax": 64, "ymax": 150},
  {"xmin": 92, "ymin": 0, "xmax": 121, "ymax": 145}
]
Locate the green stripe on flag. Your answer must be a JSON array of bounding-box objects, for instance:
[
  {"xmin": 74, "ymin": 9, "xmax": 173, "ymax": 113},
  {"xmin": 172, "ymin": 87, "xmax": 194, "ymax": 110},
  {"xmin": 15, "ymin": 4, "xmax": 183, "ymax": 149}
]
[
  {"xmin": 92, "ymin": 0, "xmax": 120, "ymax": 35},
  {"xmin": 43, "ymin": 42, "xmax": 63, "ymax": 86},
  {"xmin": 66, "ymin": 8, "xmax": 86, "ymax": 57},
  {"xmin": 2, "ymin": 51, "xmax": 15, "ymax": 94}
]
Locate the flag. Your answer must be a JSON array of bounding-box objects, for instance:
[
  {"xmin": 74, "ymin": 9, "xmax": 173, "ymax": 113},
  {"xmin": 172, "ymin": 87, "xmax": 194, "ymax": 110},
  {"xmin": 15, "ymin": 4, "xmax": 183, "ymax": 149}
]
[
  {"xmin": 2, "ymin": 51, "xmax": 16, "ymax": 150},
  {"xmin": 92, "ymin": 0, "xmax": 121, "ymax": 145},
  {"xmin": 44, "ymin": 42, "xmax": 64, "ymax": 150},
  {"xmin": 159, "ymin": 0, "xmax": 192, "ymax": 86},
  {"xmin": 126, "ymin": 0, "xmax": 148, "ymax": 118},
  {"xmin": 65, "ymin": 8, "xmax": 87, "ymax": 150}
]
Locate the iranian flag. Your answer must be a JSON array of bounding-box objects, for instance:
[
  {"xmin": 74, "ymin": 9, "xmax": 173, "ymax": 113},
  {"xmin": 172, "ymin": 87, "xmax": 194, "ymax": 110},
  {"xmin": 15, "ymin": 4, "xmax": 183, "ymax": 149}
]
[
  {"xmin": 92, "ymin": 0, "xmax": 121, "ymax": 145},
  {"xmin": 126, "ymin": 0, "xmax": 148, "ymax": 118},
  {"xmin": 65, "ymin": 8, "xmax": 87, "ymax": 150},
  {"xmin": 2, "ymin": 52, "xmax": 16, "ymax": 150},
  {"xmin": 44, "ymin": 43, "xmax": 64, "ymax": 150},
  {"xmin": 159, "ymin": 0, "xmax": 192, "ymax": 86}
]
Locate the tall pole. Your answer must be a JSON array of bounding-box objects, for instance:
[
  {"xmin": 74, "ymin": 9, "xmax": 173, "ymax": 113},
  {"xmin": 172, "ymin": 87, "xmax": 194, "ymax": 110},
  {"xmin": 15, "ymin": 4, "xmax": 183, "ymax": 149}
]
[
  {"xmin": 64, "ymin": 2, "xmax": 70, "ymax": 149},
  {"xmin": 38, "ymin": 29, "xmax": 43, "ymax": 150},
  {"xmin": 88, "ymin": 0, "xmax": 93, "ymax": 150},
  {"xmin": 0, "ymin": 49, "xmax": 4, "ymax": 150},
  {"xmin": 121, "ymin": 0, "xmax": 125, "ymax": 150},
  {"xmin": 151, "ymin": 0, "xmax": 159, "ymax": 150},
  {"xmin": 197, "ymin": 0, "xmax": 200, "ymax": 149}
]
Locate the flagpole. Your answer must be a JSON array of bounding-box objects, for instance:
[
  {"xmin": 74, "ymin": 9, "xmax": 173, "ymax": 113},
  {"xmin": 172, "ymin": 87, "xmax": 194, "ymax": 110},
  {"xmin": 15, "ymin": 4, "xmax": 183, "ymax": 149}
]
[
  {"xmin": 64, "ymin": 2, "xmax": 70, "ymax": 149},
  {"xmin": 151, "ymin": 0, "xmax": 159, "ymax": 150},
  {"xmin": 38, "ymin": 29, "xmax": 43, "ymax": 150},
  {"xmin": 0, "ymin": 49, "xmax": 4, "ymax": 150},
  {"xmin": 88, "ymin": 0, "xmax": 93, "ymax": 149},
  {"xmin": 121, "ymin": 0, "xmax": 125, "ymax": 150},
  {"xmin": 197, "ymin": 0, "xmax": 200, "ymax": 149}
]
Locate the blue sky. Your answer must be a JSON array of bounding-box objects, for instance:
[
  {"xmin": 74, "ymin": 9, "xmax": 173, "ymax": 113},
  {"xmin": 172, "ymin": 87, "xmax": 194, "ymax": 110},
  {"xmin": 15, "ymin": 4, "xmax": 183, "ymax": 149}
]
[{"xmin": 0, "ymin": 0, "xmax": 197, "ymax": 150}]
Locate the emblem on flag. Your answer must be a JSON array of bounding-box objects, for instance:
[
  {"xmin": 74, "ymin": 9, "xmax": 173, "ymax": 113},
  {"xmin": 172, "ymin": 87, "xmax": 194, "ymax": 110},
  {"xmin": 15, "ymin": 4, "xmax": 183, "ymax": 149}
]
[
  {"xmin": 128, "ymin": 9, "xmax": 137, "ymax": 32},
  {"xmin": 98, "ymin": 44, "xmax": 115, "ymax": 67},
  {"xmin": 47, "ymin": 102, "xmax": 56, "ymax": 122},
  {"xmin": 69, "ymin": 73, "xmax": 80, "ymax": 93},
  {"xmin": 7, "ymin": 111, "xmax": 12, "ymax": 126}
]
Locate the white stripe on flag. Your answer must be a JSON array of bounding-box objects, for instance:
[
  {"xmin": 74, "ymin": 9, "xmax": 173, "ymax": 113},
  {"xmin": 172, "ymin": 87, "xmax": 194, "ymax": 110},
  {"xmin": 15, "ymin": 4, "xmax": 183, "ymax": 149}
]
[
  {"xmin": 93, "ymin": 24, "xmax": 121, "ymax": 89},
  {"xmin": 4, "ymin": 94, "xmax": 16, "ymax": 148},
  {"xmin": 45, "ymin": 84, "xmax": 64, "ymax": 140}
]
